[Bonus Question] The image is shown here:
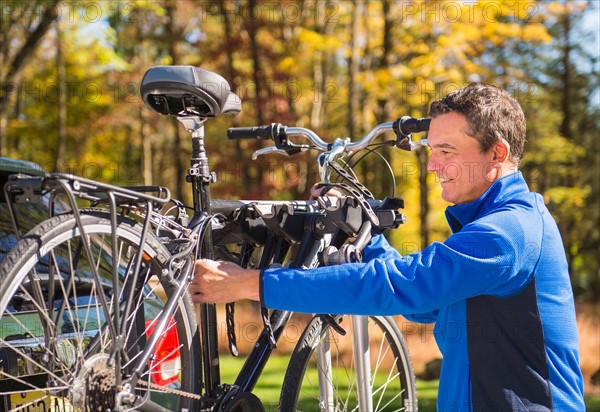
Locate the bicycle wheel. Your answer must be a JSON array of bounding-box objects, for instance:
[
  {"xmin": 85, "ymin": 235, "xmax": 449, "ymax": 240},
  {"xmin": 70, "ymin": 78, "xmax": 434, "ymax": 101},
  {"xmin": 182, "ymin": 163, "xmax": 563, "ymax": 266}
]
[
  {"xmin": 280, "ymin": 314, "xmax": 417, "ymax": 412},
  {"xmin": 0, "ymin": 210, "xmax": 202, "ymax": 411}
]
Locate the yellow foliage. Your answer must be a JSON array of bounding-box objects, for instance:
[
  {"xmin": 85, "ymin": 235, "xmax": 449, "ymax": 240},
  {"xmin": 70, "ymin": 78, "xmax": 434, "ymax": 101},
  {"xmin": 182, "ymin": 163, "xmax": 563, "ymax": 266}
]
[
  {"xmin": 497, "ymin": 22, "xmax": 522, "ymax": 38},
  {"xmin": 547, "ymin": 1, "xmax": 568, "ymax": 15},
  {"xmin": 410, "ymin": 55, "xmax": 432, "ymax": 71},
  {"xmin": 460, "ymin": 24, "xmax": 484, "ymax": 42},
  {"xmin": 391, "ymin": 65, "xmax": 415, "ymax": 80},
  {"xmin": 414, "ymin": 42, "xmax": 430, "ymax": 55},
  {"xmin": 277, "ymin": 57, "xmax": 296, "ymax": 73},
  {"xmin": 159, "ymin": 55, "xmax": 172, "ymax": 65},
  {"xmin": 522, "ymin": 24, "xmax": 552, "ymax": 43},
  {"xmin": 297, "ymin": 28, "xmax": 340, "ymax": 52},
  {"xmin": 437, "ymin": 34, "xmax": 453, "ymax": 48},
  {"xmin": 445, "ymin": 68, "xmax": 464, "ymax": 83},
  {"xmin": 297, "ymin": 28, "xmax": 322, "ymax": 48},
  {"xmin": 544, "ymin": 186, "xmax": 591, "ymax": 209},
  {"xmin": 375, "ymin": 69, "xmax": 393, "ymax": 86}
]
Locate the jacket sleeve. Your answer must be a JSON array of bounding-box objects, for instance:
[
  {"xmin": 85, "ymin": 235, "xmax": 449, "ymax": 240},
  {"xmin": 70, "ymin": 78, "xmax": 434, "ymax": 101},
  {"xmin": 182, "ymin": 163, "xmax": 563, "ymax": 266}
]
[
  {"xmin": 362, "ymin": 235, "xmax": 438, "ymax": 323},
  {"xmin": 261, "ymin": 218, "xmax": 540, "ymax": 316},
  {"xmin": 361, "ymin": 234, "xmax": 401, "ymax": 261}
]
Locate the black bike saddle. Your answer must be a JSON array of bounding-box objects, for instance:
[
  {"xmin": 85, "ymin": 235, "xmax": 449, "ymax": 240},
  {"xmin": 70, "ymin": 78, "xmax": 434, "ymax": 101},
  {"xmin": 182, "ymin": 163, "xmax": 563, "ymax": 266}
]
[{"xmin": 141, "ymin": 65, "xmax": 242, "ymax": 118}]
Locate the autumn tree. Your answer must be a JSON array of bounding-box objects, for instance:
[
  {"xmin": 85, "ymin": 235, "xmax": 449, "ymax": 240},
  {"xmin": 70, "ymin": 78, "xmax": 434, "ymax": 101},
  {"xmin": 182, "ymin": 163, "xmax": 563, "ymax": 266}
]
[
  {"xmin": 521, "ymin": 1, "xmax": 599, "ymax": 300},
  {"xmin": 0, "ymin": 0, "xmax": 60, "ymax": 155}
]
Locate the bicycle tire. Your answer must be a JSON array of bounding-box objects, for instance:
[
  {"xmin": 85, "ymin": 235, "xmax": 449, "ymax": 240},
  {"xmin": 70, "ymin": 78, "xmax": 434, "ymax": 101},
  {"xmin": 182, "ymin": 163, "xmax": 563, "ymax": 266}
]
[
  {"xmin": 0, "ymin": 210, "xmax": 202, "ymax": 411},
  {"xmin": 280, "ymin": 314, "xmax": 417, "ymax": 412}
]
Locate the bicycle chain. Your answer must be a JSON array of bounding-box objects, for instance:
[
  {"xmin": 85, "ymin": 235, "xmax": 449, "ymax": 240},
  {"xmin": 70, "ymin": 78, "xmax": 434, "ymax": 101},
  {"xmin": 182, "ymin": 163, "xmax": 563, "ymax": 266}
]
[{"xmin": 137, "ymin": 379, "xmax": 206, "ymax": 401}]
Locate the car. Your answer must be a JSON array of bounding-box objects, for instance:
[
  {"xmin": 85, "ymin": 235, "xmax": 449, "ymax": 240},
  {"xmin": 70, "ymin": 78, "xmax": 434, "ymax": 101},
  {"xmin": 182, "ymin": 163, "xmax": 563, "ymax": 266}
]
[
  {"xmin": 0, "ymin": 157, "xmax": 47, "ymax": 263},
  {"xmin": 0, "ymin": 157, "xmax": 182, "ymax": 411}
]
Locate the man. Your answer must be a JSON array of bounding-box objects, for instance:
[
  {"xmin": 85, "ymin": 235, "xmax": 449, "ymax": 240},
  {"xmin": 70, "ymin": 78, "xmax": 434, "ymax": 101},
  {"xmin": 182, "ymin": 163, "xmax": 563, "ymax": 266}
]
[{"xmin": 190, "ymin": 83, "xmax": 585, "ymax": 411}]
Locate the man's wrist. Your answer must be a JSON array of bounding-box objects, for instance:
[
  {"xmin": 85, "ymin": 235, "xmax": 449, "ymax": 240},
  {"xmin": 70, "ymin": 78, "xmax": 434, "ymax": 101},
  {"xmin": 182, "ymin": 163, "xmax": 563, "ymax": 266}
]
[
  {"xmin": 258, "ymin": 268, "xmax": 266, "ymax": 307},
  {"xmin": 242, "ymin": 268, "xmax": 261, "ymax": 301}
]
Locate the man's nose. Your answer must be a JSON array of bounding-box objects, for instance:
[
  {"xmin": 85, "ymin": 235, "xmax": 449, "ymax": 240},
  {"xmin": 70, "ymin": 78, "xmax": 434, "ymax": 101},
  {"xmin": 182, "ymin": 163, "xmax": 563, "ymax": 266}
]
[{"xmin": 427, "ymin": 154, "xmax": 439, "ymax": 173}]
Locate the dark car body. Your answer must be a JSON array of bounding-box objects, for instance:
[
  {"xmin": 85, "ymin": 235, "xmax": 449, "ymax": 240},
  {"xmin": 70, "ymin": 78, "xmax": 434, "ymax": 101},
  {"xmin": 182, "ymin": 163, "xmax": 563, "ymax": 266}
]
[
  {"xmin": 0, "ymin": 157, "xmax": 48, "ymax": 262},
  {"xmin": 0, "ymin": 158, "xmax": 180, "ymax": 411}
]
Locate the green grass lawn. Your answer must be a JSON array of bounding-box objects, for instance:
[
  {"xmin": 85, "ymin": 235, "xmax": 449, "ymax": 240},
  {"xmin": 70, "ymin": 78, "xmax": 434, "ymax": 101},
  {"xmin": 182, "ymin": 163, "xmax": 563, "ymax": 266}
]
[
  {"xmin": 220, "ymin": 354, "xmax": 437, "ymax": 411},
  {"xmin": 220, "ymin": 354, "xmax": 600, "ymax": 411}
]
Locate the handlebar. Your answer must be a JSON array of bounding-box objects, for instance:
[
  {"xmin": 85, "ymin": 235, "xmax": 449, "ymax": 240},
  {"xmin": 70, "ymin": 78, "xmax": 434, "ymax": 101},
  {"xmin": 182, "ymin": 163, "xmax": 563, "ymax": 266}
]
[
  {"xmin": 393, "ymin": 116, "xmax": 431, "ymax": 137},
  {"xmin": 226, "ymin": 123, "xmax": 330, "ymax": 149},
  {"xmin": 227, "ymin": 124, "xmax": 285, "ymax": 141},
  {"xmin": 227, "ymin": 116, "xmax": 430, "ymax": 156}
]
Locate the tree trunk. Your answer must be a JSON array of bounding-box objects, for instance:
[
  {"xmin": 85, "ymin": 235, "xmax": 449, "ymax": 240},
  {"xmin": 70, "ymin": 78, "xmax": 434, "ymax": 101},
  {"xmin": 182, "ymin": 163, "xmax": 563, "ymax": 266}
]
[
  {"xmin": 55, "ymin": 21, "xmax": 67, "ymax": 171},
  {"xmin": 0, "ymin": 1, "xmax": 60, "ymax": 155},
  {"xmin": 308, "ymin": 1, "xmax": 335, "ymax": 187},
  {"xmin": 376, "ymin": 0, "xmax": 394, "ymax": 200},
  {"xmin": 559, "ymin": 7, "xmax": 575, "ymax": 269},
  {"xmin": 247, "ymin": 0, "xmax": 264, "ymax": 125},
  {"xmin": 0, "ymin": 1, "xmax": 59, "ymax": 119},
  {"xmin": 141, "ymin": 104, "xmax": 153, "ymax": 186},
  {"xmin": 246, "ymin": 0, "xmax": 264, "ymax": 196},
  {"xmin": 309, "ymin": 0, "xmax": 336, "ymax": 132},
  {"xmin": 165, "ymin": 2, "xmax": 186, "ymax": 203},
  {"xmin": 219, "ymin": 0, "xmax": 249, "ymax": 195},
  {"xmin": 418, "ymin": 147, "xmax": 429, "ymax": 248},
  {"xmin": 560, "ymin": 10, "xmax": 572, "ymax": 140},
  {"xmin": 377, "ymin": 0, "xmax": 392, "ymax": 124},
  {"xmin": 347, "ymin": 0, "xmax": 364, "ymax": 139}
]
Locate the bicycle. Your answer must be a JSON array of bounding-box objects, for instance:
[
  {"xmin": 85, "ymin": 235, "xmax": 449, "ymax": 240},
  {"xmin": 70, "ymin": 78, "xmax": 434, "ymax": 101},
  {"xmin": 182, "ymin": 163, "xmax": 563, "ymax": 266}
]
[{"xmin": 0, "ymin": 65, "xmax": 429, "ymax": 412}]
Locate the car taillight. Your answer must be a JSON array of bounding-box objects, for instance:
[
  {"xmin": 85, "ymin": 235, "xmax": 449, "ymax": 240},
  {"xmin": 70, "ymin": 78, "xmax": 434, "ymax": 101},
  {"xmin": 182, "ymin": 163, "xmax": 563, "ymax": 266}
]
[{"xmin": 145, "ymin": 317, "xmax": 181, "ymax": 386}]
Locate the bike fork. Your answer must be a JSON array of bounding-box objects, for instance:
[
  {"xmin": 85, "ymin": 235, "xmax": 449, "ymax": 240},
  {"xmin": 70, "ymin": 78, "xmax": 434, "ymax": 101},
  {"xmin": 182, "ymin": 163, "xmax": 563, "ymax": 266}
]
[
  {"xmin": 316, "ymin": 330, "xmax": 334, "ymax": 411},
  {"xmin": 352, "ymin": 315, "xmax": 373, "ymax": 412},
  {"xmin": 316, "ymin": 316, "xmax": 373, "ymax": 412}
]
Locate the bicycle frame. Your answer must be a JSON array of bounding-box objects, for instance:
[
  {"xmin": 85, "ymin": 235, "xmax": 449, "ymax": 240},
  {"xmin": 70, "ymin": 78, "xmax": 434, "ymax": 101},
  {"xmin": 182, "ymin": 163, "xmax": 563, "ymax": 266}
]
[
  {"xmin": 137, "ymin": 65, "xmax": 422, "ymax": 411},
  {"xmin": 175, "ymin": 116, "xmax": 294, "ymax": 406},
  {"xmin": 169, "ymin": 120, "xmax": 392, "ymax": 411}
]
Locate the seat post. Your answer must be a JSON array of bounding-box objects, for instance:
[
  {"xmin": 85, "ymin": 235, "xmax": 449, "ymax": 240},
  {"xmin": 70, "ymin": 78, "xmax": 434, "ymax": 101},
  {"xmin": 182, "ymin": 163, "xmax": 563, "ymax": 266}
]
[{"xmin": 177, "ymin": 116, "xmax": 213, "ymax": 212}]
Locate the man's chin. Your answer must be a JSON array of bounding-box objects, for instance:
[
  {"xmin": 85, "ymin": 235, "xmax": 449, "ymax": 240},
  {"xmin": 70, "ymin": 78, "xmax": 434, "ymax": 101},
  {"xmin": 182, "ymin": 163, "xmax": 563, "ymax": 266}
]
[{"xmin": 441, "ymin": 190, "xmax": 456, "ymax": 204}]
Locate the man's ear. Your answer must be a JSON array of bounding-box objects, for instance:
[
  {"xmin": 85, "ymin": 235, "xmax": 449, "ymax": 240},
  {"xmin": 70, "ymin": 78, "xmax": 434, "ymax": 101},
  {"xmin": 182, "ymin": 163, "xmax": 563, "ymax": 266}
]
[{"xmin": 493, "ymin": 138, "xmax": 511, "ymax": 163}]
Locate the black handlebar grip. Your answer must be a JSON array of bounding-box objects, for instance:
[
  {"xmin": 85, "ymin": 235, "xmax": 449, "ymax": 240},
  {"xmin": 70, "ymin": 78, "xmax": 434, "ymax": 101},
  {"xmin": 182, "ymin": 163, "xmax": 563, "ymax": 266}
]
[
  {"xmin": 227, "ymin": 123, "xmax": 285, "ymax": 140},
  {"xmin": 393, "ymin": 116, "xmax": 431, "ymax": 137}
]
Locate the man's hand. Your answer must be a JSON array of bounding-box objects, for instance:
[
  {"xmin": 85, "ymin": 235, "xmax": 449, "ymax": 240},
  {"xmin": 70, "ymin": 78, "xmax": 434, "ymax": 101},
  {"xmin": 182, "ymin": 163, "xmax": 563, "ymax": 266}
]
[
  {"xmin": 189, "ymin": 259, "xmax": 260, "ymax": 303},
  {"xmin": 309, "ymin": 183, "xmax": 344, "ymax": 200}
]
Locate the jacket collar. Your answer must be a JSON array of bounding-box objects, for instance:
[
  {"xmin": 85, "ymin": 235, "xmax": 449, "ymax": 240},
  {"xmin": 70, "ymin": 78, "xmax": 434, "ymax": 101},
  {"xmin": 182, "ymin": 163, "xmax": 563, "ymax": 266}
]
[{"xmin": 445, "ymin": 171, "xmax": 529, "ymax": 232}]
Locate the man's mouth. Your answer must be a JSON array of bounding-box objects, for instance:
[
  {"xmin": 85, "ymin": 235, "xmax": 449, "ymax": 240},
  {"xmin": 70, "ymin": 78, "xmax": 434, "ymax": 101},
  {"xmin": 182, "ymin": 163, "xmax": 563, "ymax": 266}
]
[{"xmin": 440, "ymin": 178, "xmax": 453, "ymax": 183}]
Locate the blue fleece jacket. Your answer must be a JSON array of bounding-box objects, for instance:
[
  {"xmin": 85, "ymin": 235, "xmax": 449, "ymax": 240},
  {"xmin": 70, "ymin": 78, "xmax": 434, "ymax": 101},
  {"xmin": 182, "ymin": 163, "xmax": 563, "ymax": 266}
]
[{"xmin": 261, "ymin": 171, "xmax": 584, "ymax": 411}]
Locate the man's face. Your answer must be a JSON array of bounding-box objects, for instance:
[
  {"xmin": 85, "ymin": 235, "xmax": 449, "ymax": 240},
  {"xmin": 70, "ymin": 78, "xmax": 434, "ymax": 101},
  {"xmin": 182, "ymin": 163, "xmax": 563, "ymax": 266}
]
[{"xmin": 427, "ymin": 112, "xmax": 497, "ymax": 205}]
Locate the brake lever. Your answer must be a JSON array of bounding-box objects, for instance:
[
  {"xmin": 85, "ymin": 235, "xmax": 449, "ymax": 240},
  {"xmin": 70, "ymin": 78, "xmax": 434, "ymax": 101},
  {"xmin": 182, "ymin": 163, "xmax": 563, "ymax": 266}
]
[
  {"xmin": 252, "ymin": 146, "xmax": 288, "ymax": 160},
  {"xmin": 396, "ymin": 137, "xmax": 428, "ymax": 151},
  {"xmin": 411, "ymin": 138, "xmax": 428, "ymax": 150},
  {"xmin": 251, "ymin": 145, "xmax": 310, "ymax": 160}
]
